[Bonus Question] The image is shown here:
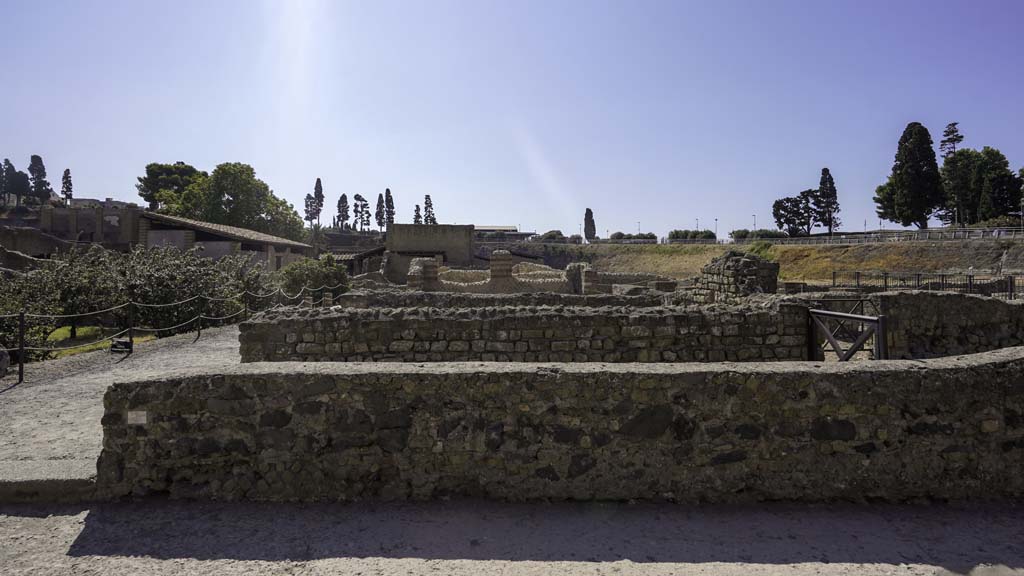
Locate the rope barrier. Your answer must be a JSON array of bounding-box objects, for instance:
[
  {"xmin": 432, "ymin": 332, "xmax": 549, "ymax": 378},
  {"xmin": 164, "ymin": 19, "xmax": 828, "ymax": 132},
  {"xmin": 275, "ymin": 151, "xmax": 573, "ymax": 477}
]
[
  {"xmin": 22, "ymin": 329, "xmax": 130, "ymax": 352},
  {"xmin": 23, "ymin": 302, "xmax": 131, "ymax": 319},
  {"xmin": 200, "ymin": 308, "xmax": 247, "ymax": 322},
  {"xmin": 131, "ymin": 294, "xmax": 203, "ymax": 308},
  {"xmin": 133, "ymin": 315, "xmax": 202, "ymax": 334}
]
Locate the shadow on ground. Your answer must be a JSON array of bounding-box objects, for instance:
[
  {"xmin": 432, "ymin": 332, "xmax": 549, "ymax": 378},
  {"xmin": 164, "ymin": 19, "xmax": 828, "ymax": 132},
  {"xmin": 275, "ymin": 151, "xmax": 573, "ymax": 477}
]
[{"xmin": 8, "ymin": 500, "xmax": 1021, "ymax": 571}]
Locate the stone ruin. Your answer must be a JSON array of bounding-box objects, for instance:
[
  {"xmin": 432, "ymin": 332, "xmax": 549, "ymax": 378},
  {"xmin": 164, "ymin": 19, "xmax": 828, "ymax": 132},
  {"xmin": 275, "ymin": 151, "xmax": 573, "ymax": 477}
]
[
  {"xmin": 94, "ymin": 247, "xmax": 1024, "ymax": 504},
  {"xmin": 692, "ymin": 250, "xmax": 780, "ymax": 304}
]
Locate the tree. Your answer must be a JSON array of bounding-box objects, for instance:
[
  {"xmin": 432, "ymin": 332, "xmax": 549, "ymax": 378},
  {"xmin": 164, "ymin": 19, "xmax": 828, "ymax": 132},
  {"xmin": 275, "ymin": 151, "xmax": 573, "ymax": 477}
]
[
  {"xmin": 384, "ymin": 188, "xmax": 395, "ymax": 225},
  {"xmin": 375, "ymin": 193, "xmax": 385, "ymax": 230},
  {"xmin": 352, "ymin": 194, "xmax": 365, "ymax": 231},
  {"xmin": 583, "ymin": 208, "xmax": 597, "ymax": 240},
  {"xmin": 337, "ymin": 193, "xmax": 349, "ymax": 229},
  {"xmin": 135, "ymin": 161, "xmax": 206, "ymax": 211},
  {"xmin": 313, "ymin": 178, "xmax": 324, "ymax": 225},
  {"xmin": 813, "ymin": 168, "xmax": 841, "ymax": 233},
  {"xmin": 304, "ymin": 193, "xmax": 317, "ymax": 227},
  {"xmin": 877, "ymin": 122, "xmax": 944, "ymax": 229},
  {"xmin": 158, "ymin": 162, "xmax": 305, "ymax": 241},
  {"xmin": 61, "ymin": 169, "xmax": 73, "ymax": 205},
  {"xmin": 8, "ymin": 169, "xmax": 31, "ymax": 208},
  {"xmin": 0, "ymin": 159, "xmax": 10, "ymax": 207},
  {"xmin": 413, "ymin": 204, "xmax": 422, "ymax": 224},
  {"xmin": 27, "ymin": 155, "xmax": 52, "ymax": 205},
  {"xmin": 940, "ymin": 122, "xmax": 964, "ymax": 160},
  {"xmin": 873, "ymin": 176, "xmax": 898, "ymax": 224},
  {"xmin": 939, "ymin": 147, "xmax": 1022, "ymax": 225},
  {"xmin": 423, "ymin": 194, "xmax": 436, "ymax": 224},
  {"xmin": 360, "ymin": 196, "xmax": 371, "ymax": 230},
  {"xmin": 772, "ymin": 189, "xmax": 816, "ymax": 236}
]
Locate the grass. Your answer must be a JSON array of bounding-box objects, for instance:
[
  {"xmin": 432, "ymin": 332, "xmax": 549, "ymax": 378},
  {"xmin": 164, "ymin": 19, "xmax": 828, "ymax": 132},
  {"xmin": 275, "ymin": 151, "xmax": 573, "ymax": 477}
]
[{"xmin": 45, "ymin": 325, "xmax": 155, "ymax": 359}]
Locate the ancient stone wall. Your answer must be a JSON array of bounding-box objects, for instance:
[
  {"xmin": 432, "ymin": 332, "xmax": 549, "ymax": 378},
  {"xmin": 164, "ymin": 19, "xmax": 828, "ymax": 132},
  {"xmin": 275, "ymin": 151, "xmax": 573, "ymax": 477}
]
[
  {"xmin": 693, "ymin": 251, "xmax": 779, "ymax": 304},
  {"xmin": 332, "ymin": 289, "xmax": 669, "ymax": 309},
  {"xmin": 97, "ymin": 347, "xmax": 1024, "ymax": 502},
  {"xmin": 238, "ymin": 300, "xmax": 810, "ymax": 363},
  {"xmin": 434, "ymin": 251, "xmax": 573, "ymax": 294},
  {"xmin": 877, "ymin": 292, "xmax": 1024, "ymax": 359}
]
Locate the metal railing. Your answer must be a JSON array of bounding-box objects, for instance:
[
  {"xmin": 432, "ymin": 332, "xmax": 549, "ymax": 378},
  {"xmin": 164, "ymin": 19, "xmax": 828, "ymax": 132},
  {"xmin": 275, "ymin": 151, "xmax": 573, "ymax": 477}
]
[
  {"xmin": 732, "ymin": 227, "xmax": 1024, "ymax": 246},
  {"xmin": 808, "ymin": 305, "xmax": 887, "ymax": 361},
  {"xmin": 831, "ymin": 271, "xmax": 1019, "ymax": 299},
  {"xmin": 0, "ymin": 283, "xmax": 345, "ymax": 385}
]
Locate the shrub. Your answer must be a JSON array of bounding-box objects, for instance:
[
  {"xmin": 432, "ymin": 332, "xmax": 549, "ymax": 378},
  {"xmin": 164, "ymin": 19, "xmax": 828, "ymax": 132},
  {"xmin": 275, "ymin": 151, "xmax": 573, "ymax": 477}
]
[
  {"xmin": 668, "ymin": 229, "xmax": 716, "ymax": 240},
  {"xmin": 609, "ymin": 232, "xmax": 657, "ymax": 241},
  {"xmin": 970, "ymin": 216, "xmax": 1021, "ymax": 229},
  {"xmin": 277, "ymin": 253, "xmax": 350, "ymax": 297},
  {"xmin": 733, "ymin": 229, "xmax": 788, "ymax": 240},
  {"xmin": 538, "ymin": 230, "xmax": 566, "ymax": 241}
]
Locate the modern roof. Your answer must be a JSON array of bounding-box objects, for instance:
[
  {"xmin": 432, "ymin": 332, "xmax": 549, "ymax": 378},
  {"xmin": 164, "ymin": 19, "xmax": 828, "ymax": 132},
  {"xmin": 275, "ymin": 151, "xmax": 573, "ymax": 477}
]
[{"xmin": 141, "ymin": 212, "xmax": 310, "ymax": 249}]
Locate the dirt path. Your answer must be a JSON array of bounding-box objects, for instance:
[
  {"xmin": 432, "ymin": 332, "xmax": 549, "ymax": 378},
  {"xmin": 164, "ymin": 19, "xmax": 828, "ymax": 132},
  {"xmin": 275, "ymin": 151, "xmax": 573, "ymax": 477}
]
[
  {"xmin": 0, "ymin": 326, "xmax": 240, "ymax": 471},
  {"xmin": 1, "ymin": 499, "xmax": 1022, "ymax": 575}
]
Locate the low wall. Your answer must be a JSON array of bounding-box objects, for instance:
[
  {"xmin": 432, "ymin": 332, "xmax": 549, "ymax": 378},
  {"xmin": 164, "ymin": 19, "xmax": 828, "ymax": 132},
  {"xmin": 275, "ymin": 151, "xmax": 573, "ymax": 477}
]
[
  {"xmin": 97, "ymin": 348, "xmax": 1024, "ymax": 501},
  {"xmin": 878, "ymin": 292, "xmax": 1024, "ymax": 359},
  {"xmin": 238, "ymin": 301, "xmax": 810, "ymax": 363},
  {"xmin": 332, "ymin": 290, "xmax": 668, "ymax": 309}
]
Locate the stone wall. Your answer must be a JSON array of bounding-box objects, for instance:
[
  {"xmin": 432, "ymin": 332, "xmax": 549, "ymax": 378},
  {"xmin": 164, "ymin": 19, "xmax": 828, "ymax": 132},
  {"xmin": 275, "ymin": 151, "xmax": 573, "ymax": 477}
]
[
  {"xmin": 434, "ymin": 251, "xmax": 573, "ymax": 294},
  {"xmin": 97, "ymin": 347, "xmax": 1024, "ymax": 501},
  {"xmin": 238, "ymin": 300, "xmax": 810, "ymax": 363},
  {"xmin": 693, "ymin": 251, "xmax": 779, "ymax": 304},
  {"xmin": 332, "ymin": 289, "xmax": 669, "ymax": 309},
  {"xmin": 877, "ymin": 292, "xmax": 1024, "ymax": 359}
]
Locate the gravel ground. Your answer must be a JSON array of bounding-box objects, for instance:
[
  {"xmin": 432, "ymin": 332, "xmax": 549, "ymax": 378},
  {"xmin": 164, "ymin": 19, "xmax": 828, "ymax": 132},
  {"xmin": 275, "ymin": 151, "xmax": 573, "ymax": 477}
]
[
  {"xmin": 1, "ymin": 499, "xmax": 1022, "ymax": 575},
  {"xmin": 0, "ymin": 326, "xmax": 240, "ymax": 466}
]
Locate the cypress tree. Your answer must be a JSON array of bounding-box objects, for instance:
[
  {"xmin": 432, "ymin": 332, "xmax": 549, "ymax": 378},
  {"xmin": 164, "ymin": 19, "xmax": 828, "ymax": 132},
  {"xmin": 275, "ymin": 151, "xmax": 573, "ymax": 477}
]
[
  {"xmin": 337, "ymin": 193, "xmax": 349, "ymax": 229},
  {"xmin": 879, "ymin": 122, "xmax": 943, "ymax": 229},
  {"xmin": 313, "ymin": 178, "xmax": 324, "ymax": 225},
  {"xmin": 384, "ymin": 188, "xmax": 395, "ymax": 224},
  {"xmin": 27, "ymin": 154, "xmax": 52, "ymax": 204},
  {"xmin": 815, "ymin": 168, "xmax": 841, "ymax": 233},
  {"xmin": 583, "ymin": 208, "xmax": 597, "ymax": 240},
  {"xmin": 940, "ymin": 122, "xmax": 964, "ymax": 160},
  {"xmin": 413, "ymin": 204, "xmax": 422, "ymax": 224},
  {"xmin": 61, "ymin": 169, "xmax": 73, "ymax": 205},
  {"xmin": 375, "ymin": 193, "xmax": 385, "ymax": 230}
]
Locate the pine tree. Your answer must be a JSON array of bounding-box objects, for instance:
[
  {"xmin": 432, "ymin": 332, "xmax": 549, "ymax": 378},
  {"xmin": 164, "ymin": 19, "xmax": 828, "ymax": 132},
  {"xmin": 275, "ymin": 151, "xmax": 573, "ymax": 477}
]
[
  {"xmin": 375, "ymin": 193, "xmax": 385, "ymax": 231},
  {"xmin": 876, "ymin": 122, "xmax": 943, "ymax": 229},
  {"xmin": 413, "ymin": 204, "xmax": 423, "ymax": 224},
  {"xmin": 313, "ymin": 178, "xmax": 324, "ymax": 225},
  {"xmin": 423, "ymin": 195, "xmax": 436, "ymax": 224},
  {"xmin": 27, "ymin": 155, "xmax": 52, "ymax": 204},
  {"xmin": 814, "ymin": 168, "xmax": 841, "ymax": 233},
  {"xmin": 384, "ymin": 188, "xmax": 395, "ymax": 224},
  {"xmin": 583, "ymin": 208, "xmax": 597, "ymax": 240},
  {"xmin": 337, "ymin": 193, "xmax": 349, "ymax": 229},
  {"xmin": 940, "ymin": 122, "xmax": 964, "ymax": 160},
  {"xmin": 361, "ymin": 197, "xmax": 371, "ymax": 230},
  {"xmin": 353, "ymin": 194, "xmax": 365, "ymax": 231},
  {"xmin": 61, "ymin": 169, "xmax": 73, "ymax": 205}
]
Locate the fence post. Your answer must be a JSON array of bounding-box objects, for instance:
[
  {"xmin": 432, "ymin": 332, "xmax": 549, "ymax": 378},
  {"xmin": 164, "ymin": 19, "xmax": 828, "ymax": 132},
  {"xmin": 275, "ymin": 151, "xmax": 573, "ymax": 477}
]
[
  {"xmin": 967, "ymin": 275, "xmax": 974, "ymax": 294},
  {"xmin": 855, "ymin": 271, "xmax": 861, "ymax": 288},
  {"xmin": 883, "ymin": 272, "xmax": 889, "ymax": 291},
  {"xmin": 831, "ymin": 271, "xmax": 836, "ymax": 287},
  {"xmin": 127, "ymin": 303, "xmax": 134, "ymax": 353},
  {"xmin": 915, "ymin": 273, "xmax": 921, "ymax": 289},
  {"xmin": 196, "ymin": 298, "xmax": 204, "ymax": 339},
  {"xmin": 18, "ymin": 311, "xmax": 25, "ymax": 384},
  {"xmin": 875, "ymin": 315, "xmax": 887, "ymax": 360},
  {"xmin": 1008, "ymin": 275, "xmax": 1015, "ymax": 300},
  {"xmin": 940, "ymin": 274, "xmax": 946, "ymax": 291}
]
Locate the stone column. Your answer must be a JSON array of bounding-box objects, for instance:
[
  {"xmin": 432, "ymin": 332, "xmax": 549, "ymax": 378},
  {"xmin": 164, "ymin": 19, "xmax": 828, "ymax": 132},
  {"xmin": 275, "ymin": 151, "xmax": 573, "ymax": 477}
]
[{"xmin": 565, "ymin": 262, "xmax": 588, "ymax": 295}]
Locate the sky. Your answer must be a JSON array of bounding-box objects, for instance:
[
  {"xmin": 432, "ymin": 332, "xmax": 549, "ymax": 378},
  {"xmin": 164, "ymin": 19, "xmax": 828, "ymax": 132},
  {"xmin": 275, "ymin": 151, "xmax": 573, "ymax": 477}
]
[{"xmin": 2, "ymin": 0, "xmax": 1023, "ymax": 237}]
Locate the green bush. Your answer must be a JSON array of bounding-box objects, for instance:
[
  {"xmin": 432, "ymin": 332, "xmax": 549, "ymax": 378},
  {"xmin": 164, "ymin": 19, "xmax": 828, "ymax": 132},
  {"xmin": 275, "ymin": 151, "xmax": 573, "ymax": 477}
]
[
  {"xmin": 668, "ymin": 229, "xmax": 716, "ymax": 240},
  {"xmin": 277, "ymin": 253, "xmax": 349, "ymax": 297}
]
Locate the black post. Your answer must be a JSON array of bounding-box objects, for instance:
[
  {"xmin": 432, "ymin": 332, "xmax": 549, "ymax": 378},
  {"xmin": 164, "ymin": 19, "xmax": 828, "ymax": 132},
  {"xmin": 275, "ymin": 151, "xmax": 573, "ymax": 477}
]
[
  {"xmin": 1008, "ymin": 275, "xmax": 1015, "ymax": 300},
  {"xmin": 831, "ymin": 271, "xmax": 836, "ymax": 287},
  {"xmin": 968, "ymin": 275, "xmax": 974, "ymax": 294},
  {"xmin": 855, "ymin": 271, "xmax": 861, "ymax": 288},
  {"xmin": 197, "ymin": 298, "xmax": 204, "ymax": 339},
  {"xmin": 883, "ymin": 272, "xmax": 889, "ymax": 291},
  {"xmin": 127, "ymin": 303, "xmax": 134, "ymax": 353},
  {"xmin": 18, "ymin": 311, "xmax": 25, "ymax": 384}
]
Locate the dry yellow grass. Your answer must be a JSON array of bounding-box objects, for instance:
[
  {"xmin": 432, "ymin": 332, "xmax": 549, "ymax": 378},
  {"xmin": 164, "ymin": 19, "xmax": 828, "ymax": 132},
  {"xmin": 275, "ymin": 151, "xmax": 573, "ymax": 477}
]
[{"xmin": 547, "ymin": 240, "xmax": 1024, "ymax": 281}]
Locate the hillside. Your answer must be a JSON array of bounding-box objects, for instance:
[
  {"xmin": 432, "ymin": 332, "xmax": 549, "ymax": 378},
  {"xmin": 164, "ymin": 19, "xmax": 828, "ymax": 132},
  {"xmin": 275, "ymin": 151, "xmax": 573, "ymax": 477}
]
[{"xmin": 516, "ymin": 240, "xmax": 1024, "ymax": 281}]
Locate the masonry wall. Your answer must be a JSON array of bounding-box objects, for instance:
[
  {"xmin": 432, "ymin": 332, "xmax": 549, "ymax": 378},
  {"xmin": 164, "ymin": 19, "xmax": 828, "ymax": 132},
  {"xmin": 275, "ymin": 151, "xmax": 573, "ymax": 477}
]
[
  {"xmin": 238, "ymin": 301, "xmax": 810, "ymax": 363},
  {"xmin": 877, "ymin": 292, "xmax": 1024, "ymax": 359},
  {"xmin": 333, "ymin": 289, "xmax": 669, "ymax": 309},
  {"xmin": 96, "ymin": 347, "xmax": 1024, "ymax": 502}
]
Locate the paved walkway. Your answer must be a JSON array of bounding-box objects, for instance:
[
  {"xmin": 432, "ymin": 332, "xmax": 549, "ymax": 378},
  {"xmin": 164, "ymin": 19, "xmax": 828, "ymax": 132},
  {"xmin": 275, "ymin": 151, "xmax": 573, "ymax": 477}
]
[
  {"xmin": 1, "ymin": 499, "xmax": 1022, "ymax": 575},
  {"xmin": 0, "ymin": 326, "xmax": 241, "ymax": 493}
]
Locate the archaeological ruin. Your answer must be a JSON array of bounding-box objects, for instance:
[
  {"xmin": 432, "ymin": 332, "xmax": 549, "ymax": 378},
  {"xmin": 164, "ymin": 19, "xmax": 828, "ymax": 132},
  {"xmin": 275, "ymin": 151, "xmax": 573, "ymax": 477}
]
[{"xmin": 95, "ymin": 250, "xmax": 1024, "ymax": 503}]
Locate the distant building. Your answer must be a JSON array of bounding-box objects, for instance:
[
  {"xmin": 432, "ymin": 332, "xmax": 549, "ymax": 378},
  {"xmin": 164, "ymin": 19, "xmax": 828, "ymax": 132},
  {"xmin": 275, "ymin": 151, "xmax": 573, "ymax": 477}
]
[
  {"xmin": 8, "ymin": 204, "xmax": 310, "ymax": 271},
  {"xmin": 474, "ymin": 225, "xmax": 536, "ymax": 242}
]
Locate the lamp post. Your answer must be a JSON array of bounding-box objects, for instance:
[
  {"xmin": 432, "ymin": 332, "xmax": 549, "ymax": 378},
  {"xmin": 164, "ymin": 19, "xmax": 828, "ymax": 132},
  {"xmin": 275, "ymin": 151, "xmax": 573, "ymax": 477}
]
[
  {"xmin": 752, "ymin": 214, "xmax": 756, "ymax": 230},
  {"xmin": 637, "ymin": 221, "xmax": 640, "ymax": 235},
  {"xmin": 696, "ymin": 218, "xmax": 699, "ymax": 231},
  {"xmin": 714, "ymin": 218, "xmax": 718, "ymax": 238}
]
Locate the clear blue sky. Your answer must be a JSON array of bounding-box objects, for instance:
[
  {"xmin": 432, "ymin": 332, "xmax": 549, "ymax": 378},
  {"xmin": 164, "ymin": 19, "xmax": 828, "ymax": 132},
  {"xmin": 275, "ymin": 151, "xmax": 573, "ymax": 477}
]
[{"xmin": 2, "ymin": 0, "xmax": 1022, "ymax": 237}]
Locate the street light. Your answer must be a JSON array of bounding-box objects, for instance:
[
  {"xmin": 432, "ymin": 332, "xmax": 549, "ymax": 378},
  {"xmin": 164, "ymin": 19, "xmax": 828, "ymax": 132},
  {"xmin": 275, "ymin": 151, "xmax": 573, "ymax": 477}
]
[
  {"xmin": 752, "ymin": 214, "xmax": 756, "ymax": 230},
  {"xmin": 696, "ymin": 218, "xmax": 699, "ymax": 230},
  {"xmin": 714, "ymin": 218, "xmax": 718, "ymax": 238}
]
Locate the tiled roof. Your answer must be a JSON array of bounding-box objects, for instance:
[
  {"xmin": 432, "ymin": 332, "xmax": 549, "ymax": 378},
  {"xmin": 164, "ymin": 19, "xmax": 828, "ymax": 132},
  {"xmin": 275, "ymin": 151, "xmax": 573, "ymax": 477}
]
[{"xmin": 142, "ymin": 212, "xmax": 310, "ymax": 249}]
